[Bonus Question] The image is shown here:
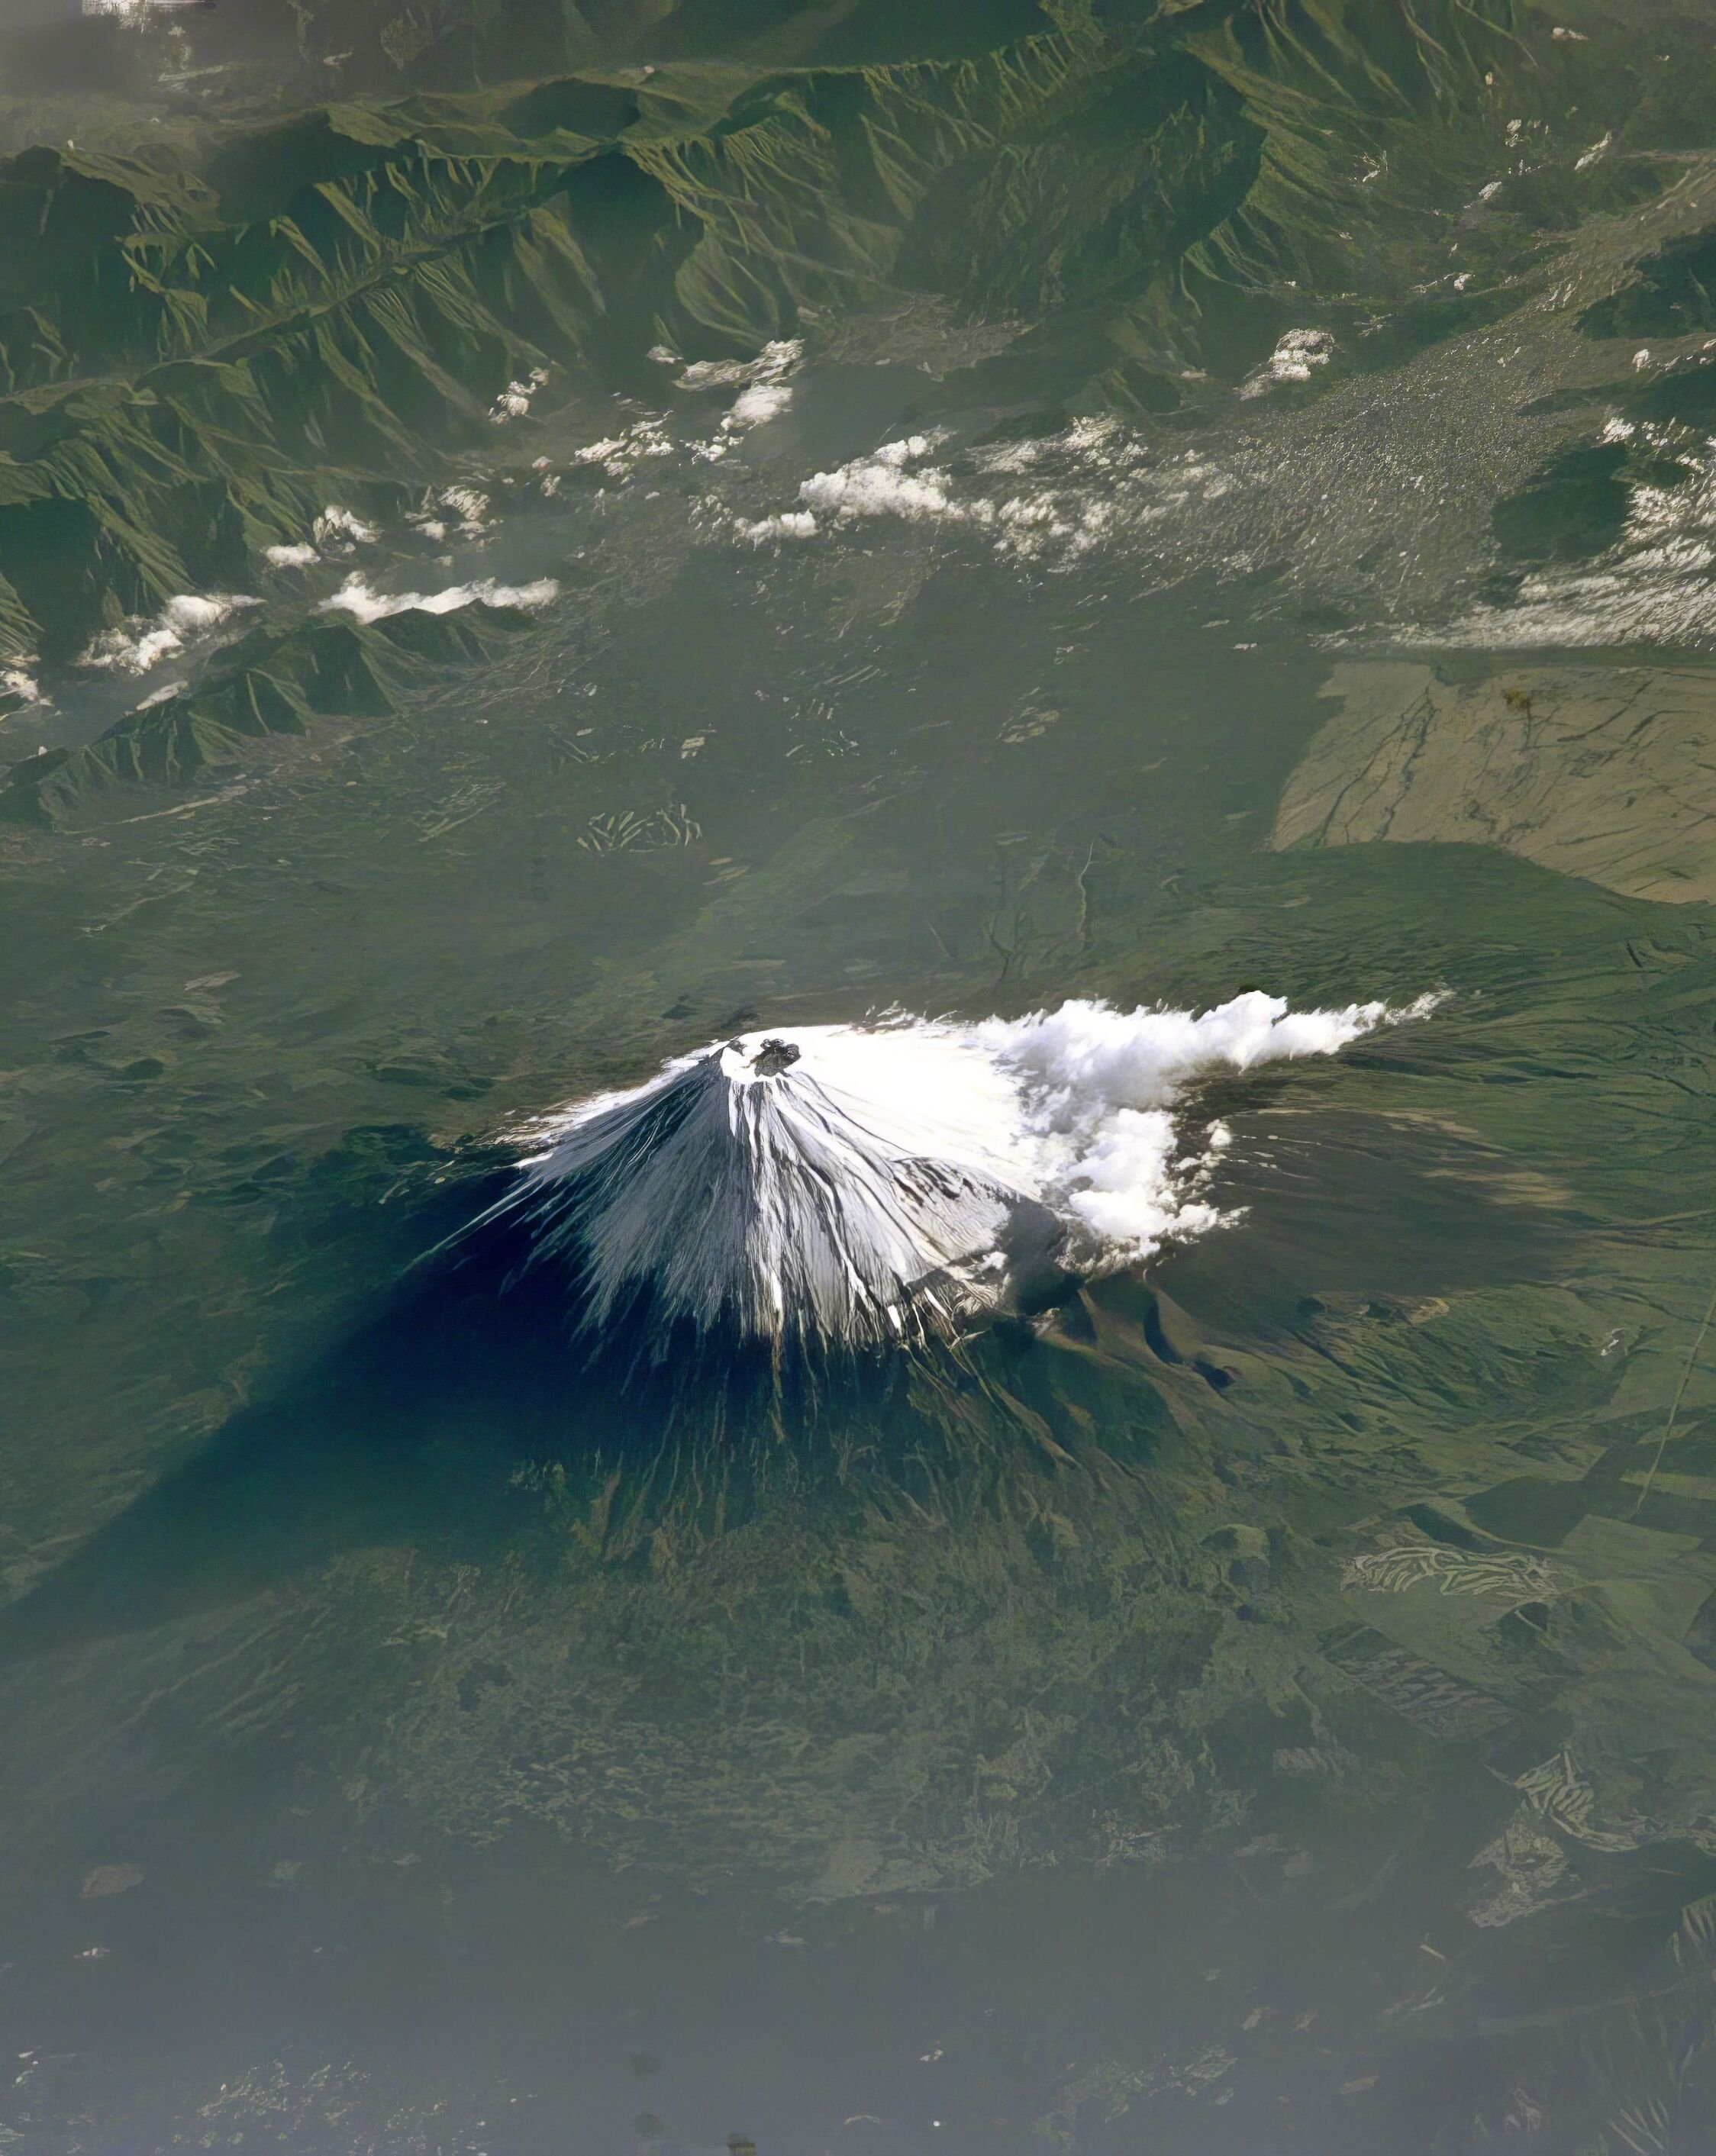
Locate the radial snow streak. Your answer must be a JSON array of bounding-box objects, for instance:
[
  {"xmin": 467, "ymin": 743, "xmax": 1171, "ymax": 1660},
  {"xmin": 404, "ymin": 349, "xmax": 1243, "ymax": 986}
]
[{"xmin": 482, "ymin": 993, "xmax": 1437, "ymax": 1349}]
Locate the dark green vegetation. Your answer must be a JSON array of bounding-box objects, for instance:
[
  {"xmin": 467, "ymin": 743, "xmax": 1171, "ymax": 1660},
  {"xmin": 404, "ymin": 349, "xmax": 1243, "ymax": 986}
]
[
  {"xmin": 1579, "ymin": 221, "xmax": 1716, "ymax": 337},
  {"xmin": 0, "ymin": 605, "xmax": 539, "ymax": 823},
  {"xmin": 0, "ymin": 0, "xmax": 1702, "ymax": 672},
  {"xmin": 9, "ymin": 1, "xmax": 1716, "ymax": 2150}
]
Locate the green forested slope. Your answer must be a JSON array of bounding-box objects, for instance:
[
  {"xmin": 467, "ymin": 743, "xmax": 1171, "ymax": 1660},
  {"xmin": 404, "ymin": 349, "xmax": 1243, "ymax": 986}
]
[{"xmin": 0, "ymin": 0, "xmax": 1691, "ymax": 667}]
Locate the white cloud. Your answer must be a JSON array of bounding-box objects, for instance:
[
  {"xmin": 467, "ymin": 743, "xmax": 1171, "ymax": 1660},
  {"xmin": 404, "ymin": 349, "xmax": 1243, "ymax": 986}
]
[{"xmin": 317, "ymin": 575, "xmax": 559, "ymax": 623}]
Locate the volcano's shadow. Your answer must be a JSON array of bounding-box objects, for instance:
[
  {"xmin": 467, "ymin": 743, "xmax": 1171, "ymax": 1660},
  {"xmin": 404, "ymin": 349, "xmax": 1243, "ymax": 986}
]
[{"xmin": 0, "ymin": 1196, "xmax": 760, "ymax": 1666}]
